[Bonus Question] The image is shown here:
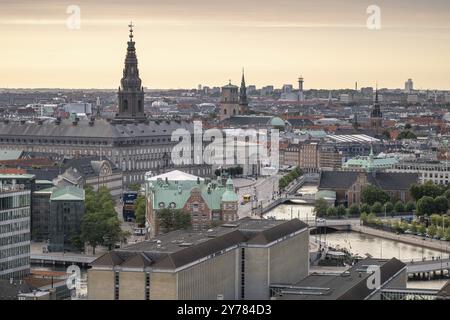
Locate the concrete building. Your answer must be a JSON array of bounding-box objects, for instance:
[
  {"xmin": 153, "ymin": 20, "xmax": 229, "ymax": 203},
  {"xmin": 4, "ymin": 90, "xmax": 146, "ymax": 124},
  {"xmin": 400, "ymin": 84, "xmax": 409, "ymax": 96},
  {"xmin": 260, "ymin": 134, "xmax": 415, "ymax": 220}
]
[
  {"xmin": 405, "ymin": 78, "xmax": 414, "ymax": 94},
  {"xmin": 47, "ymin": 186, "xmax": 85, "ymax": 252},
  {"xmin": 0, "ymin": 174, "xmax": 32, "ymax": 280},
  {"xmin": 272, "ymin": 258, "xmax": 407, "ymax": 300},
  {"xmin": 387, "ymin": 160, "xmax": 450, "ymax": 185},
  {"xmin": 87, "ymin": 218, "xmax": 309, "ymax": 300}
]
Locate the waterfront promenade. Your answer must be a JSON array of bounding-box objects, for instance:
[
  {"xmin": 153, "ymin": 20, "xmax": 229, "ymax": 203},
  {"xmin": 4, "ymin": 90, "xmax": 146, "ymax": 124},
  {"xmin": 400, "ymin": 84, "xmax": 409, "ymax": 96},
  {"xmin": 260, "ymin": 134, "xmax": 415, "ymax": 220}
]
[{"xmin": 352, "ymin": 225, "xmax": 450, "ymax": 254}]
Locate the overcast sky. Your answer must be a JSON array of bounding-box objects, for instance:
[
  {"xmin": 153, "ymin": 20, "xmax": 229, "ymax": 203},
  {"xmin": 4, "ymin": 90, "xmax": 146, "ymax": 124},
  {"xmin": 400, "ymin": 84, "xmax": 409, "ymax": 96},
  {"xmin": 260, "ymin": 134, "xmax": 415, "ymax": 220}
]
[{"xmin": 1, "ymin": 0, "xmax": 450, "ymax": 89}]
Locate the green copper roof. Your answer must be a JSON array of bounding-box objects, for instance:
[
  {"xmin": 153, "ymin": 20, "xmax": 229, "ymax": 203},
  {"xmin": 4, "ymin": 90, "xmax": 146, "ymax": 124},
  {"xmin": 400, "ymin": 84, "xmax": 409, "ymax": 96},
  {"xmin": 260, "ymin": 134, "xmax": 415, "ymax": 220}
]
[
  {"xmin": 222, "ymin": 178, "xmax": 238, "ymax": 203},
  {"xmin": 0, "ymin": 149, "xmax": 22, "ymax": 161},
  {"xmin": 270, "ymin": 117, "xmax": 285, "ymax": 127},
  {"xmin": 50, "ymin": 186, "xmax": 85, "ymax": 201},
  {"xmin": 148, "ymin": 175, "xmax": 237, "ymax": 210},
  {"xmin": 343, "ymin": 157, "xmax": 398, "ymax": 169}
]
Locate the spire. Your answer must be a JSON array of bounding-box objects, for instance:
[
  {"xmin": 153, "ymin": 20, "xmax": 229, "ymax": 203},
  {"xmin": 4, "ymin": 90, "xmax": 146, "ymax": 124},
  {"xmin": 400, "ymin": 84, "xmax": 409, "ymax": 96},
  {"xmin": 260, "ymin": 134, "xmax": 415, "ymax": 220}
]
[
  {"xmin": 128, "ymin": 21, "xmax": 134, "ymax": 42},
  {"xmin": 239, "ymin": 68, "xmax": 248, "ymax": 106},
  {"xmin": 371, "ymin": 84, "xmax": 382, "ymax": 119},
  {"xmin": 367, "ymin": 145, "xmax": 375, "ymax": 174},
  {"xmin": 375, "ymin": 84, "xmax": 379, "ymax": 104},
  {"xmin": 116, "ymin": 22, "xmax": 146, "ymax": 121}
]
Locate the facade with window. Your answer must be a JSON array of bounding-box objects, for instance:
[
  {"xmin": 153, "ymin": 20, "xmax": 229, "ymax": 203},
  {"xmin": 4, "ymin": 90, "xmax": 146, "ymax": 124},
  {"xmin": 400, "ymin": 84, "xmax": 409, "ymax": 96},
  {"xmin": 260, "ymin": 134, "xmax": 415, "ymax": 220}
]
[
  {"xmin": 145, "ymin": 171, "xmax": 239, "ymax": 238},
  {"xmin": 88, "ymin": 218, "xmax": 309, "ymax": 300},
  {"xmin": 0, "ymin": 175, "xmax": 32, "ymax": 280},
  {"xmin": 48, "ymin": 186, "xmax": 85, "ymax": 252}
]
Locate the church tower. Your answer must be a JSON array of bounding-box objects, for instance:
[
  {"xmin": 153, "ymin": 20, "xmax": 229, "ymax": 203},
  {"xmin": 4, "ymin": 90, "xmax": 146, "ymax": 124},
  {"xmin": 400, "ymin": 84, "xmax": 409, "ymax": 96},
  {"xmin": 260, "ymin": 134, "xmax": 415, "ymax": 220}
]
[
  {"xmin": 116, "ymin": 23, "xmax": 146, "ymax": 121},
  {"xmin": 239, "ymin": 69, "xmax": 249, "ymax": 114},
  {"xmin": 219, "ymin": 80, "xmax": 240, "ymax": 122},
  {"xmin": 370, "ymin": 87, "xmax": 383, "ymax": 136}
]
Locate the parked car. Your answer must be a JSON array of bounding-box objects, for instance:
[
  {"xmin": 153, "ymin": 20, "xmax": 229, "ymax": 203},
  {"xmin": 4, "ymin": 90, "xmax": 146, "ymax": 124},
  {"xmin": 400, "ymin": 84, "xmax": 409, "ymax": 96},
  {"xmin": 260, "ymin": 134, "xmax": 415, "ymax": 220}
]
[{"xmin": 405, "ymin": 230, "xmax": 413, "ymax": 234}]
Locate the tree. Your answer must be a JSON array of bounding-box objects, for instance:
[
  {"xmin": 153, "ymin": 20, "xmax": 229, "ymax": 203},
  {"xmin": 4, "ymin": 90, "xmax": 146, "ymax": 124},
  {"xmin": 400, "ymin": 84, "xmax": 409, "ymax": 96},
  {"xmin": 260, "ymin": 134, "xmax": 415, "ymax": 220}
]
[
  {"xmin": 128, "ymin": 183, "xmax": 141, "ymax": 192},
  {"xmin": 361, "ymin": 185, "xmax": 390, "ymax": 206},
  {"xmin": 410, "ymin": 182, "xmax": 446, "ymax": 201},
  {"xmin": 371, "ymin": 202, "xmax": 383, "ymax": 214},
  {"xmin": 430, "ymin": 214, "xmax": 441, "ymax": 226},
  {"xmin": 427, "ymin": 225, "xmax": 437, "ymax": 238},
  {"xmin": 416, "ymin": 196, "xmax": 435, "ymax": 216},
  {"xmin": 348, "ymin": 204, "xmax": 360, "ymax": 216},
  {"xmin": 360, "ymin": 203, "xmax": 371, "ymax": 214},
  {"xmin": 394, "ymin": 201, "xmax": 405, "ymax": 213},
  {"xmin": 314, "ymin": 198, "xmax": 329, "ymax": 218},
  {"xmin": 360, "ymin": 212, "xmax": 368, "ymax": 223},
  {"xmin": 81, "ymin": 187, "xmax": 125, "ymax": 254},
  {"xmin": 326, "ymin": 207, "xmax": 338, "ymax": 217},
  {"xmin": 418, "ymin": 224, "xmax": 427, "ymax": 235},
  {"xmin": 337, "ymin": 205, "xmax": 347, "ymax": 217},
  {"xmin": 158, "ymin": 209, "xmax": 192, "ymax": 233},
  {"xmin": 135, "ymin": 195, "xmax": 146, "ymax": 226},
  {"xmin": 434, "ymin": 196, "xmax": 449, "ymax": 214},
  {"xmin": 397, "ymin": 131, "xmax": 417, "ymax": 140},
  {"xmin": 406, "ymin": 201, "xmax": 416, "ymax": 213},
  {"xmin": 444, "ymin": 189, "xmax": 450, "ymax": 200},
  {"xmin": 367, "ymin": 213, "xmax": 377, "ymax": 224},
  {"xmin": 436, "ymin": 227, "xmax": 445, "ymax": 239},
  {"xmin": 384, "ymin": 202, "xmax": 394, "ymax": 214}
]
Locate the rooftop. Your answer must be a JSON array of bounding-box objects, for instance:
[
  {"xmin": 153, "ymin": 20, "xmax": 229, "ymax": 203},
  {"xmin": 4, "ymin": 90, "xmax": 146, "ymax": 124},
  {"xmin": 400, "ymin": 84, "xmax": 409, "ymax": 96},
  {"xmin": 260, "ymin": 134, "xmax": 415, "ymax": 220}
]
[
  {"xmin": 274, "ymin": 258, "xmax": 406, "ymax": 300},
  {"xmin": 91, "ymin": 218, "xmax": 308, "ymax": 270},
  {"xmin": 50, "ymin": 186, "xmax": 85, "ymax": 201}
]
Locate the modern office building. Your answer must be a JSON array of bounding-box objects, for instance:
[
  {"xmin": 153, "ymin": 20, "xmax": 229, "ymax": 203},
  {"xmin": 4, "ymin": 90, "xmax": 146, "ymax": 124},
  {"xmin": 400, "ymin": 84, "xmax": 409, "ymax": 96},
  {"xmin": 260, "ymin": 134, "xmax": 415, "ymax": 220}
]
[
  {"xmin": 0, "ymin": 174, "xmax": 32, "ymax": 280},
  {"xmin": 88, "ymin": 218, "xmax": 309, "ymax": 300}
]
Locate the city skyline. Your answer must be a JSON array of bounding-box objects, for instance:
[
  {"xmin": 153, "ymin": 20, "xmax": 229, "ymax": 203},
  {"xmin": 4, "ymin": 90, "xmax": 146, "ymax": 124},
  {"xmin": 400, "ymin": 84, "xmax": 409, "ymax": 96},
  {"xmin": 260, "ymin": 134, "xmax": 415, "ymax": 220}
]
[{"xmin": 1, "ymin": 0, "xmax": 450, "ymax": 90}]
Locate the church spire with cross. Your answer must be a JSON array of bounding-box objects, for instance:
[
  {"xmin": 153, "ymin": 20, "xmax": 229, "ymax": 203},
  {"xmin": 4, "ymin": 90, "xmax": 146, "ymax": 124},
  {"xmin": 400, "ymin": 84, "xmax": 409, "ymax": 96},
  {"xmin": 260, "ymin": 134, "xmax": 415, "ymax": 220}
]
[
  {"xmin": 116, "ymin": 22, "xmax": 146, "ymax": 121},
  {"xmin": 239, "ymin": 68, "xmax": 248, "ymax": 107},
  {"xmin": 370, "ymin": 84, "xmax": 383, "ymax": 136}
]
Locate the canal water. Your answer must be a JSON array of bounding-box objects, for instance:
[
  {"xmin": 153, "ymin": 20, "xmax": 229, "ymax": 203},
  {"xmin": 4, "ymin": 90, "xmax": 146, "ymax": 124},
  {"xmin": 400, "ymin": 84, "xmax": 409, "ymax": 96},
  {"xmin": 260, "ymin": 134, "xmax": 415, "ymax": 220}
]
[{"xmin": 265, "ymin": 203, "xmax": 449, "ymax": 290}]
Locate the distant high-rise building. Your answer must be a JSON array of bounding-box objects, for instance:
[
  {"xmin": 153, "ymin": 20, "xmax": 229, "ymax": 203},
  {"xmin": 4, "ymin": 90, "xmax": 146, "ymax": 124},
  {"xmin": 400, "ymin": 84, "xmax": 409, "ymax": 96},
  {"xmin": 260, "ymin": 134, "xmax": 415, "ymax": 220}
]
[
  {"xmin": 282, "ymin": 84, "xmax": 293, "ymax": 93},
  {"xmin": 361, "ymin": 87, "xmax": 374, "ymax": 96},
  {"xmin": 247, "ymin": 85, "xmax": 256, "ymax": 95},
  {"xmin": 405, "ymin": 78, "xmax": 414, "ymax": 94},
  {"xmin": 339, "ymin": 94, "xmax": 352, "ymax": 104},
  {"xmin": 261, "ymin": 86, "xmax": 274, "ymax": 96}
]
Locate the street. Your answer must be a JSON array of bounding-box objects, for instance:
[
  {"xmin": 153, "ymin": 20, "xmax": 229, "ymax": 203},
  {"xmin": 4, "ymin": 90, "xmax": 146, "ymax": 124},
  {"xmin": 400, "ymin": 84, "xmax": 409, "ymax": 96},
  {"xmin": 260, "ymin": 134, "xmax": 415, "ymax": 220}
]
[{"xmin": 235, "ymin": 174, "xmax": 281, "ymax": 218}]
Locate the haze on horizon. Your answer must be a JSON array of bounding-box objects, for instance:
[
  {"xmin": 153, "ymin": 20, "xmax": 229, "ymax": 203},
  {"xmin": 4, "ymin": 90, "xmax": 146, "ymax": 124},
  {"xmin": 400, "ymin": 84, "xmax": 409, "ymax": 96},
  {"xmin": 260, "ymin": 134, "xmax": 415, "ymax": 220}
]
[{"xmin": 1, "ymin": 0, "xmax": 450, "ymax": 90}]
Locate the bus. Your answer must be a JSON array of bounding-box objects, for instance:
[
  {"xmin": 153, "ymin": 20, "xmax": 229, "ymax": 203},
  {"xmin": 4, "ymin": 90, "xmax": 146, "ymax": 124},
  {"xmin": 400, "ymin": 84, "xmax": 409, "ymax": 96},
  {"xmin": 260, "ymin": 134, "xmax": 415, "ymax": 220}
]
[{"xmin": 122, "ymin": 191, "xmax": 138, "ymax": 222}]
